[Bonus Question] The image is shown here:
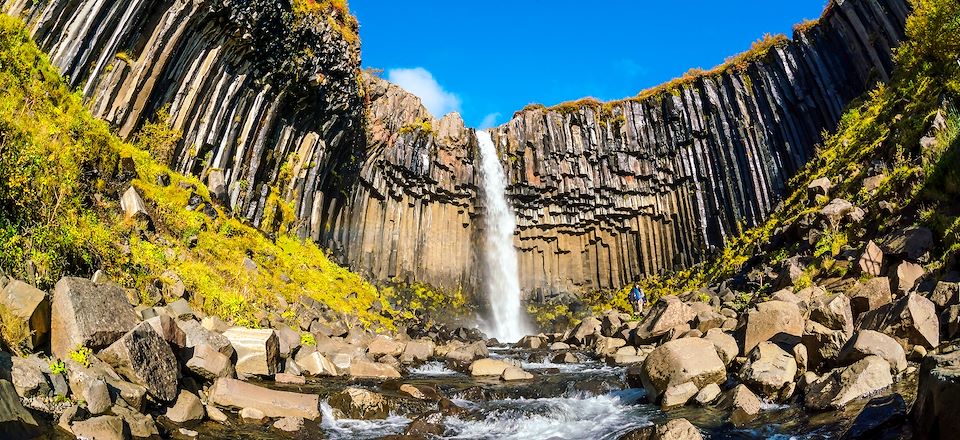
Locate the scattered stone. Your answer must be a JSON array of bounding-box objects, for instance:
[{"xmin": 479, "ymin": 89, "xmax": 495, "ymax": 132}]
[
  {"xmin": 405, "ymin": 412, "xmax": 445, "ymax": 437},
  {"xmin": 662, "ymin": 381, "xmax": 699, "ymax": 408},
  {"xmin": 636, "ymin": 338, "xmax": 726, "ymax": 402},
  {"xmin": 842, "ymin": 394, "xmax": 907, "ymax": 440},
  {"xmin": 222, "ymin": 327, "xmax": 279, "ymax": 377},
  {"xmin": 846, "ymin": 278, "xmax": 893, "ymax": 320},
  {"xmin": 703, "ymin": 328, "xmax": 739, "ymax": 365},
  {"xmin": 206, "ymin": 406, "xmax": 228, "ymax": 423},
  {"xmin": 804, "ymin": 356, "xmax": 893, "ymax": 410},
  {"xmin": 275, "ymin": 372, "xmax": 305, "ymax": 385},
  {"xmin": 858, "ymin": 241, "xmax": 884, "ymax": 277},
  {"xmin": 295, "ymin": 350, "xmax": 338, "ymax": 376},
  {"xmin": 185, "ymin": 343, "xmax": 234, "ymax": 380},
  {"xmin": 240, "ymin": 407, "xmax": 266, "ymax": 423},
  {"xmin": 857, "ymin": 293, "xmax": 939, "ymax": 349},
  {"xmin": 0, "ymin": 280, "xmax": 50, "ymax": 349},
  {"xmin": 501, "ymin": 366, "xmax": 534, "ymax": 381},
  {"xmin": 739, "ymin": 342, "xmax": 798, "ymax": 402},
  {"xmin": 838, "ymin": 330, "xmax": 907, "ymax": 373},
  {"xmin": 99, "ymin": 321, "xmax": 179, "ymax": 402},
  {"xmin": 633, "ymin": 296, "xmax": 694, "ymax": 342},
  {"xmin": 50, "ymin": 277, "xmax": 139, "ymax": 359},
  {"xmin": 165, "ymin": 390, "xmax": 205, "ymax": 423},
  {"xmin": 348, "ymin": 359, "xmax": 401, "ymax": 379},
  {"xmin": 208, "ymin": 378, "xmax": 320, "ymax": 420},
  {"xmin": 802, "ymin": 320, "xmax": 849, "ymax": 372},
  {"xmin": 721, "ymin": 384, "xmax": 763, "ymax": 427},
  {"xmin": 809, "ymin": 293, "xmax": 854, "ymax": 338},
  {"xmin": 71, "ymin": 415, "xmax": 128, "ymax": 440},
  {"xmin": 367, "ymin": 335, "xmax": 406, "ymax": 357},
  {"xmin": 178, "ymin": 428, "xmax": 198, "ymax": 438},
  {"xmin": 694, "ymin": 383, "xmax": 721, "ymax": 405},
  {"xmin": 894, "ymin": 261, "xmax": 925, "ymax": 294},
  {"xmin": 273, "ymin": 416, "xmax": 304, "ymax": 432},
  {"xmin": 881, "ymin": 226, "xmax": 934, "ymax": 262},
  {"xmin": 743, "ymin": 301, "xmax": 803, "ymax": 355},
  {"xmin": 328, "ymin": 387, "xmax": 388, "ymax": 419}
]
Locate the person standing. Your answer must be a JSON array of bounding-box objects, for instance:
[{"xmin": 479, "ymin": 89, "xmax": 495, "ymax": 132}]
[{"xmin": 628, "ymin": 284, "xmax": 643, "ymax": 314}]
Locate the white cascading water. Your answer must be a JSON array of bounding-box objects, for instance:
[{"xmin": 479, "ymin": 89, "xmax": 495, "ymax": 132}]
[{"xmin": 476, "ymin": 130, "xmax": 530, "ymax": 342}]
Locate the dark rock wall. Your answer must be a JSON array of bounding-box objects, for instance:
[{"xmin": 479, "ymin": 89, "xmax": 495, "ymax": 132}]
[{"xmin": 6, "ymin": 0, "xmax": 913, "ymax": 298}]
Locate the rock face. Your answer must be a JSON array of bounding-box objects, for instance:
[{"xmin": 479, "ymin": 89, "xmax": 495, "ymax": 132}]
[
  {"xmin": 3, "ymin": 0, "xmax": 912, "ymax": 297},
  {"xmin": 50, "ymin": 277, "xmax": 139, "ymax": 359}
]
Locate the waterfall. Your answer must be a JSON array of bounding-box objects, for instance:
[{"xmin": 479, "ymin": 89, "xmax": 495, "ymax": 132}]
[{"xmin": 476, "ymin": 130, "xmax": 530, "ymax": 342}]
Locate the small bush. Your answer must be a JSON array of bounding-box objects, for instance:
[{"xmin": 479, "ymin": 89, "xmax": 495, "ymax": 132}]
[
  {"xmin": 0, "ymin": 302, "xmax": 30, "ymax": 355},
  {"xmin": 70, "ymin": 346, "xmax": 93, "ymax": 367}
]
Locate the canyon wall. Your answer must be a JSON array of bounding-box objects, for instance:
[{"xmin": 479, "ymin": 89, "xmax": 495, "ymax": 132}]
[{"xmin": 5, "ymin": 0, "xmax": 913, "ymax": 299}]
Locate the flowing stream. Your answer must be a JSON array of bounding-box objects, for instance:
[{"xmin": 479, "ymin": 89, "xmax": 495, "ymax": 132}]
[{"xmin": 476, "ymin": 130, "xmax": 530, "ymax": 342}]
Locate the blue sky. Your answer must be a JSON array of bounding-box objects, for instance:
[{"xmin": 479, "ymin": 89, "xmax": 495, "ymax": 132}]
[{"xmin": 351, "ymin": 1, "xmax": 828, "ymax": 129}]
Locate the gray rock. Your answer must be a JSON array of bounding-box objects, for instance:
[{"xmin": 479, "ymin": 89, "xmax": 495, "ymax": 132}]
[
  {"xmin": 99, "ymin": 321, "xmax": 180, "ymax": 402},
  {"xmin": 857, "ymin": 293, "xmax": 939, "ymax": 349},
  {"xmin": 178, "ymin": 319, "xmax": 234, "ymax": 357},
  {"xmin": 913, "ymin": 346, "xmax": 960, "ymax": 439},
  {"xmin": 0, "ymin": 379, "xmax": 41, "ymax": 438},
  {"xmin": 50, "ymin": 277, "xmax": 139, "ymax": 359},
  {"xmin": 328, "ymin": 387, "xmax": 388, "ymax": 419},
  {"xmin": 720, "ymin": 384, "xmax": 762, "ymax": 427},
  {"xmin": 165, "ymin": 390, "xmax": 205, "ymax": 423},
  {"xmin": 222, "ymin": 327, "xmax": 279, "ymax": 377},
  {"xmin": 838, "ymin": 330, "xmax": 907, "ymax": 373},
  {"xmin": 0, "ymin": 280, "xmax": 50, "ymax": 350},
  {"xmin": 208, "ymin": 378, "xmax": 320, "ymax": 420},
  {"xmin": 804, "ymin": 356, "xmax": 893, "ymax": 410},
  {"xmin": 71, "ymin": 415, "xmax": 128, "ymax": 440}
]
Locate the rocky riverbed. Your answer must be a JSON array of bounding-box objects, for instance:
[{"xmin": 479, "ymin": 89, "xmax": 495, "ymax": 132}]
[{"xmin": 0, "ymin": 260, "xmax": 953, "ymax": 439}]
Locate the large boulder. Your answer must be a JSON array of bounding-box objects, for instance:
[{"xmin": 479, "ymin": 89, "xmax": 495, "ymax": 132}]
[
  {"xmin": 857, "ymin": 293, "xmax": 939, "ymax": 349},
  {"xmin": 843, "ymin": 394, "xmax": 907, "ymax": 440},
  {"xmin": 50, "ymin": 277, "xmax": 139, "ymax": 359},
  {"xmin": 633, "ymin": 296, "xmax": 694, "ymax": 342},
  {"xmin": 912, "ymin": 346, "xmax": 960, "ymax": 439},
  {"xmin": 367, "ymin": 335, "xmax": 406, "ymax": 357},
  {"xmin": 881, "ymin": 226, "xmax": 934, "ymax": 262},
  {"xmin": 804, "ymin": 356, "xmax": 893, "ymax": 410},
  {"xmin": 222, "ymin": 327, "xmax": 279, "ymax": 377},
  {"xmin": 621, "ymin": 418, "xmax": 704, "ymax": 440},
  {"xmin": 71, "ymin": 415, "xmax": 128, "ymax": 440},
  {"xmin": 846, "ymin": 278, "xmax": 893, "ymax": 320},
  {"xmin": 837, "ymin": 330, "xmax": 907, "ymax": 373},
  {"xmin": 809, "ymin": 293, "xmax": 854, "ymax": 338},
  {"xmin": 567, "ymin": 316, "xmax": 602, "ymax": 345},
  {"xmin": 469, "ymin": 358, "xmax": 513, "ymax": 377},
  {"xmin": 703, "ymin": 328, "xmax": 739, "ymax": 366},
  {"xmin": 165, "ymin": 390, "xmax": 205, "ymax": 423},
  {"xmin": 185, "ymin": 343, "xmax": 234, "ymax": 380},
  {"xmin": 739, "ymin": 342, "xmax": 798, "ymax": 402},
  {"xmin": 401, "ymin": 339, "xmax": 435, "ymax": 363},
  {"xmin": 208, "ymin": 378, "xmax": 320, "ymax": 420},
  {"xmin": 328, "ymin": 387, "xmax": 388, "ymax": 420},
  {"xmin": 638, "ymin": 338, "xmax": 726, "ymax": 402},
  {"xmin": 0, "ymin": 379, "xmax": 41, "ymax": 439},
  {"xmin": 0, "ymin": 280, "xmax": 50, "ymax": 350},
  {"xmin": 99, "ymin": 321, "xmax": 179, "ymax": 402},
  {"xmin": 719, "ymin": 384, "xmax": 763, "ymax": 427},
  {"xmin": 801, "ymin": 320, "xmax": 848, "ymax": 372},
  {"xmin": 177, "ymin": 319, "xmax": 233, "ymax": 357},
  {"xmin": 743, "ymin": 301, "xmax": 803, "ymax": 355}
]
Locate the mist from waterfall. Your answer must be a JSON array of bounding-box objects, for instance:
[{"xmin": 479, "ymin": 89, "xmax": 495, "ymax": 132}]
[{"xmin": 476, "ymin": 130, "xmax": 530, "ymax": 343}]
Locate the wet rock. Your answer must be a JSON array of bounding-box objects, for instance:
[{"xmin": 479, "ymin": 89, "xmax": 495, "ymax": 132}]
[
  {"xmin": 501, "ymin": 366, "xmax": 534, "ymax": 381},
  {"xmin": 1, "ymin": 280, "xmax": 50, "ymax": 349},
  {"xmin": 222, "ymin": 327, "xmax": 279, "ymax": 377},
  {"xmin": 846, "ymin": 278, "xmax": 893, "ymax": 320},
  {"xmin": 694, "ymin": 383, "xmax": 721, "ymax": 405},
  {"xmin": 633, "ymin": 296, "xmax": 694, "ymax": 342},
  {"xmin": 857, "ymin": 293, "xmax": 939, "ymax": 349},
  {"xmin": 739, "ymin": 342, "xmax": 798, "ymax": 402},
  {"xmin": 328, "ymin": 387, "xmax": 388, "ymax": 419},
  {"xmin": 858, "ymin": 241, "xmax": 884, "ymax": 277},
  {"xmin": 568, "ymin": 316, "xmax": 602, "ymax": 345},
  {"xmin": 71, "ymin": 415, "xmax": 128, "ymax": 440},
  {"xmin": 469, "ymin": 358, "xmax": 513, "ymax": 376},
  {"xmin": 399, "ymin": 384, "xmax": 440, "ymax": 401},
  {"xmin": 881, "ymin": 226, "xmax": 934, "ymax": 262},
  {"xmin": 550, "ymin": 342, "xmax": 570, "ymax": 350},
  {"xmin": 893, "ymin": 261, "xmax": 925, "ymax": 294},
  {"xmin": 240, "ymin": 407, "xmax": 266, "ymax": 423},
  {"xmin": 720, "ymin": 384, "xmax": 762, "ymax": 427},
  {"xmin": 273, "ymin": 416, "xmax": 304, "ymax": 432},
  {"xmin": 405, "ymin": 411, "xmax": 444, "ymax": 437},
  {"xmin": 517, "ymin": 335, "xmax": 546, "ymax": 349},
  {"xmin": 208, "ymin": 378, "xmax": 320, "ymax": 420},
  {"xmin": 165, "ymin": 390, "xmax": 205, "ymax": 423},
  {"xmin": 638, "ymin": 338, "xmax": 726, "ymax": 402},
  {"xmin": 112, "ymin": 403, "xmax": 159, "ymax": 438},
  {"xmin": 444, "ymin": 341, "xmax": 488, "ymax": 366},
  {"xmin": 912, "ymin": 346, "xmax": 960, "ymax": 439},
  {"xmin": 804, "ymin": 355, "xmax": 893, "ymax": 410},
  {"xmin": 0, "ymin": 379, "xmax": 41, "ymax": 438},
  {"xmin": 185, "ymin": 343, "xmax": 234, "ymax": 380},
  {"xmin": 838, "ymin": 330, "xmax": 907, "ymax": 373},
  {"xmin": 841, "ymin": 394, "xmax": 906, "ymax": 440},
  {"xmin": 51, "ymin": 277, "xmax": 139, "ymax": 359},
  {"xmin": 99, "ymin": 321, "xmax": 180, "ymax": 402},
  {"xmin": 662, "ymin": 381, "xmax": 699, "ymax": 408},
  {"xmin": 743, "ymin": 300, "xmax": 803, "ymax": 355},
  {"xmin": 349, "ymin": 359, "xmax": 401, "ymax": 379},
  {"xmin": 620, "ymin": 417, "xmax": 704, "ymax": 440},
  {"xmin": 552, "ymin": 352, "xmax": 580, "ymax": 364}
]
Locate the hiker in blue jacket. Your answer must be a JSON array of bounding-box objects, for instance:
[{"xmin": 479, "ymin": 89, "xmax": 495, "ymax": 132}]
[{"xmin": 628, "ymin": 284, "xmax": 645, "ymax": 314}]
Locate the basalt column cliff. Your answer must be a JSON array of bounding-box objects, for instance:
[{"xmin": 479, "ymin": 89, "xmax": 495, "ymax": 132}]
[{"xmin": 4, "ymin": 0, "xmax": 913, "ymax": 299}]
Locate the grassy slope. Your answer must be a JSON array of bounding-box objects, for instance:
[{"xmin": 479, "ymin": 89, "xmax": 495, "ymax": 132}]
[{"xmin": 0, "ymin": 14, "xmax": 391, "ymax": 341}]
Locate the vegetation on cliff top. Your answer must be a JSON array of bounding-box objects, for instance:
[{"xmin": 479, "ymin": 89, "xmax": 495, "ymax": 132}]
[
  {"xmin": 0, "ymin": 14, "xmax": 390, "ymax": 330},
  {"xmin": 291, "ymin": 0, "xmax": 360, "ymax": 45}
]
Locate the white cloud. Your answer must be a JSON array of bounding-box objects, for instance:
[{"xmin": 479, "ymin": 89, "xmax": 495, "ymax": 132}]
[
  {"xmin": 479, "ymin": 113, "xmax": 501, "ymax": 129},
  {"xmin": 387, "ymin": 67, "xmax": 461, "ymax": 117}
]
